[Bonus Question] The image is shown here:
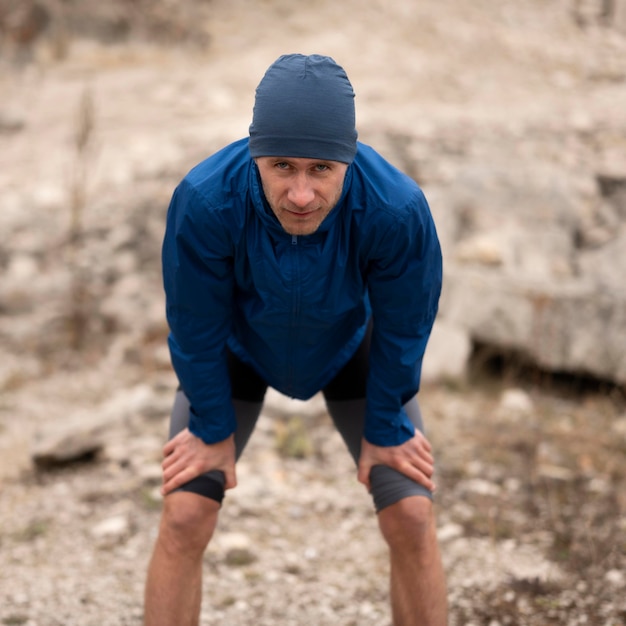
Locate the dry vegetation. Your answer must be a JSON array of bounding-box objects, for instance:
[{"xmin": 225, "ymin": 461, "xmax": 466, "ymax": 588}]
[{"xmin": 432, "ymin": 367, "xmax": 626, "ymax": 625}]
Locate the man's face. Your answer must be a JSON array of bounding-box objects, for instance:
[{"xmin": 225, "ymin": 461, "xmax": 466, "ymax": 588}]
[{"xmin": 255, "ymin": 156, "xmax": 348, "ymax": 236}]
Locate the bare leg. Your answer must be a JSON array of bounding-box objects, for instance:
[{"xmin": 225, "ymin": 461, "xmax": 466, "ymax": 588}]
[
  {"xmin": 144, "ymin": 395, "xmax": 263, "ymax": 625},
  {"xmin": 144, "ymin": 492, "xmax": 220, "ymax": 626},
  {"xmin": 378, "ymin": 496, "xmax": 448, "ymax": 626}
]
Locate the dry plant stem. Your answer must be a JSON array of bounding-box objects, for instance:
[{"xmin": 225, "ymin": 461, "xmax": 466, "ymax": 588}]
[{"xmin": 67, "ymin": 87, "xmax": 95, "ymax": 350}]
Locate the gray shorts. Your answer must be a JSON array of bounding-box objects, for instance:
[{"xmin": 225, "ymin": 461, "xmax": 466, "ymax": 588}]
[{"xmin": 168, "ymin": 390, "xmax": 433, "ymax": 512}]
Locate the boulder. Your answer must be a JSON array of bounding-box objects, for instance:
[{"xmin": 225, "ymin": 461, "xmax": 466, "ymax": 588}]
[
  {"xmin": 31, "ymin": 416, "xmax": 106, "ymax": 469},
  {"xmin": 440, "ymin": 268, "xmax": 626, "ymax": 384},
  {"xmin": 422, "ymin": 131, "xmax": 626, "ymax": 386}
]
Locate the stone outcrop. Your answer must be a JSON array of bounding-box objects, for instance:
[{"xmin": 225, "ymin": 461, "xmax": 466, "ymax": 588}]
[{"xmin": 373, "ymin": 118, "xmax": 626, "ymax": 386}]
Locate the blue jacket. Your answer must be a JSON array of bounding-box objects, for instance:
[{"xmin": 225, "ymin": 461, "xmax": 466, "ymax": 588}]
[{"xmin": 162, "ymin": 138, "xmax": 442, "ymax": 447}]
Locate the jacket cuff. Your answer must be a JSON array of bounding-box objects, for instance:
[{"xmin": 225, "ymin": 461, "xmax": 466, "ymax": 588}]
[
  {"xmin": 188, "ymin": 409, "xmax": 236, "ymax": 445},
  {"xmin": 363, "ymin": 418, "xmax": 415, "ymax": 447}
]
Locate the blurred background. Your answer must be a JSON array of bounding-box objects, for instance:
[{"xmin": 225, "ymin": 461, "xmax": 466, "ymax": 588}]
[{"xmin": 0, "ymin": 1, "xmax": 625, "ymax": 625}]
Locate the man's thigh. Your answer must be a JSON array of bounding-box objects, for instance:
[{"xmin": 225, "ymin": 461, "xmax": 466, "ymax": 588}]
[{"xmin": 168, "ymin": 351, "xmax": 268, "ymax": 503}]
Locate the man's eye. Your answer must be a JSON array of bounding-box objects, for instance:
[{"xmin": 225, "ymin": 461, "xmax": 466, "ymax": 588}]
[
  {"xmin": 314, "ymin": 164, "xmax": 329, "ymax": 172},
  {"xmin": 275, "ymin": 162, "xmax": 289, "ymax": 169}
]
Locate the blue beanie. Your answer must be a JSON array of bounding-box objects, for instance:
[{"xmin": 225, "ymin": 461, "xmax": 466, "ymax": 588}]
[{"xmin": 249, "ymin": 54, "xmax": 358, "ymax": 164}]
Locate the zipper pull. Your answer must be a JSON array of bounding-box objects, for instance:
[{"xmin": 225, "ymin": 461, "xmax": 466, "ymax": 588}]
[{"xmin": 292, "ymin": 235, "xmax": 297, "ymax": 245}]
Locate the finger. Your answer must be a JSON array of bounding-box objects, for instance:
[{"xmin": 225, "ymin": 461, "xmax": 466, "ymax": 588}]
[
  {"xmin": 163, "ymin": 428, "xmax": 190, "ymax": 456},
  {"xmin": 162, "ymin": 443, "xmax": 188, "ymax": 473},
  {"xmin": 161, "ymin": 465, "xmax": 199, "ymax": 496},
  {"xmin": 161, "ymin": 473, "xmax": 182, "ymax": 496},
  {"xmin": 223, "ymin": 465, "xmax": 238, "ymax": 491},
  {"xmin": 357, "ymin": 463, "xmax": 372, "ymax": 492},
  {"xmin": 409, "ymin": 450, "xmax": 434, "ymax": 471},
  {"xmin": 162, "ymin": 461, "xmax": 192, "ymax": 489},
  {"xmin": 163, "ymin": 437, "xmax": 179, "ymax": 458},
  {"xmin": 410, "ymin": 452, "xmax": 435, "ymax": 478},
  {"xmin": 162, "ymin": 449, "xmax": 179, "ymax": 471},
  {"xmin": 161, "ymin": 447, "xmax": 198, "ymax": 483},
  {"xmin": 400, "ymin": 463, "xmax": 436, "ymax": 492},
  {"xmin": 419, "ymin": 435, "xmax": 433, "ymax": 452},
  {"xmin": 409, "ymin": 436, "xmax": 434, "ymax": 460}
]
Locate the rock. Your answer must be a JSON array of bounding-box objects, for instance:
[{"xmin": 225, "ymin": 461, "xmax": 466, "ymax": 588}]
[
  {"xmin": 5, "ymin": 254, "xmax": 38, "ymax": 281},
  {"xmin": 215, "ymin": 532, "xmax": 253, "ymax": 552},
  {"xmin": 605, "ymin": 569, "xmax": 625, "ymax": 587},
  {"xmin": 224, "ymin": 547, "xmax": 257, "ymax": 567},
  {"xmin": 29, "ymin": 385, "xmax": 163, "ymax": 471},
  {"xmin": 537, "ymin": 464, "xmax": 575, "ymax": 481},
  {"xmin": 438, "ymin": 523, "xmax": 464, "ymax": 542},
  {"xmin": 0, "ymin": 111, "xmax": 25, "ymax": 134},
  {"xmin": 31, "ymin": 418, "xmax": 106, "ymax": 469},
  {"xmin": 578, "ymin": 229, "xmax": 626, "ymax": 289},
  {"xmin": 91, "ymin": 515, "xmax": 130, "ymax": 541},
  {"xmin": 461, "ymin": 478, "xmax": 502, "ymax": 497},
  {"xmin": 422, "ymin": 320, "xmax": 472, "ymax": 383},
  {"xmin": 136, "ymin": 462, "xmax": 163, "ymax": 484},
  {"xmin": 440, "ymin": 268, "xmax": 626, "ymax": 386},
  {"xmin": 263, "ymin": 388, "xmax": 328, "ymax": 419},
  {"xmin": 97, "ymin": 384, "xmax": 168, "ymax": 422},
  {"xmin": 216, "ymin": 532, "xmax": 258, "ymax": 567},
  {"xmin": 611, "ymin": 416, "xmax": 626, "ymax": 438},
  {"xmin": 497, "ymin": 388, "xmax": 534, "ymax": 418},
  {"xmin": 586, "ymin": 477, "xmax": 611, "ymax": 494},
  {"xmin": 429, "ymin": 137, "xmax": 626, "ymax": 387},
  {"xmin": 455, "ymin": 235, "xmax": 505, "ymax": 266}
]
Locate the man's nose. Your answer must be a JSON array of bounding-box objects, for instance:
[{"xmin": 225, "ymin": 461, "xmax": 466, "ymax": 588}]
[{"xmin": 287, "ymin": 174, "xmax": 315, "ymax": 208}]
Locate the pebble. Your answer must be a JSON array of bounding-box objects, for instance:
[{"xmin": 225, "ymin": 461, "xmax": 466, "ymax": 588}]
[
  {"xmin": 462, "ymin": 478, "xmax": 502, "ymax": 496},
  {"xmin": 498, "ymin": 388, "xmax": 534, "ymax": 418},
  {"xmin": 605, "ymin": 569, "xmax": 625, "ymax": 587},
  {"xmin": 91, "ymin": 515, "xmax": 130, "ymax": 540},
  {"xmin": 437, "ymin": 523, "xmax": 464, "ymax": 542}
]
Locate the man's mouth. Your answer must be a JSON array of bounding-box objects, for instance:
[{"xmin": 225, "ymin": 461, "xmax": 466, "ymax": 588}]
[{"xmin": 285, "ymin": 208, "xmax": 318, "ymax": 217}]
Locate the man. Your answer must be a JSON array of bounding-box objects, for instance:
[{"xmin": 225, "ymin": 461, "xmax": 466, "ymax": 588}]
[{"xmin": 145, "ymin": 53, "xmax": 447, "ymax": 626}]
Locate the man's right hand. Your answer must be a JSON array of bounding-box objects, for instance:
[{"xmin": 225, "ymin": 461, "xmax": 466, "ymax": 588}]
[{"xmin": 161, "ymin": 429, "xmax": 236, "ymax": 496}]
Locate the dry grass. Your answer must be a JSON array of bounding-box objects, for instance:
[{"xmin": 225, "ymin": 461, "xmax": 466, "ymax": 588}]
[{"xmin": 435, "ymin": 360, "xmax": 626, "ymax": 626}]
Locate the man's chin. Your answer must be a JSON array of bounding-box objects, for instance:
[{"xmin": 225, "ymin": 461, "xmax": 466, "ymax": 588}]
[
  {"xmin": 280, "ymin": 218, "xmax": 321, "ymax": 237},
  {"xmin": 284, "ymin": 226, "xmax": 319, "ymax": 236}
]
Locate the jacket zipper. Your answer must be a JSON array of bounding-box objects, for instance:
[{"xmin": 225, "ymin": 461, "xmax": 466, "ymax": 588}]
[{"xmin": 288, "ymin": 234, "xmax": 300, "ymax": 394}]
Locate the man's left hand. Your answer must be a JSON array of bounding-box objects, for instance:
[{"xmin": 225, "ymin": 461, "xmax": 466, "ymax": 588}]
[{"xmin": 357, "ymin": 432, "xmax": 436, "ymax": 493}]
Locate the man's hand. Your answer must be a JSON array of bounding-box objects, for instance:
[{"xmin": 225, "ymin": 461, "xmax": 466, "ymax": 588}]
[
  {"xmin": 161, "ymin": 429, "xmax": 236, "ymax": 496},
  {"xmin": 357, "ymin": 431, "xmax": 436, "ymax": 493}
]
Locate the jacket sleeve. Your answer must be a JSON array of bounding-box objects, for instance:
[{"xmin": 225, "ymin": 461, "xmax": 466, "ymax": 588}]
[
  {"xmin": 162, "ymin": 179, "xmax": 236, "ymax": 444},
  {"xmin": 365, "ymin": 189, "xmax": 442, "ymax": 446}
]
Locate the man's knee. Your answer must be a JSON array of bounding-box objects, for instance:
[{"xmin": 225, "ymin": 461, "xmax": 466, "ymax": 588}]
[
  {"xmin": 377, "ymin": 495, "xmax": 436, "ymax": 550},
  {"xmin": 158, "ymin": 492, "xmax": 220, "ymax": 556}
]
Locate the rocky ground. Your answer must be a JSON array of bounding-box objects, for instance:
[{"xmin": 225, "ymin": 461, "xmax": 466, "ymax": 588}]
[{"xmin": 0, "ymin": 1, "xmax": 625, "ymax": 625}]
